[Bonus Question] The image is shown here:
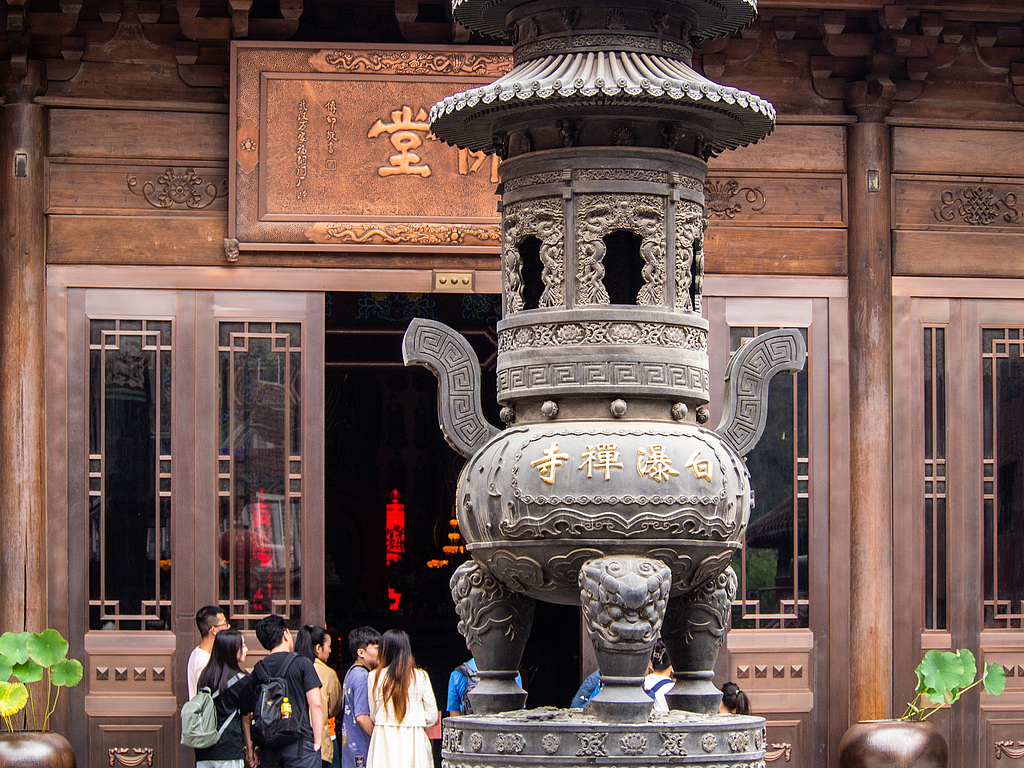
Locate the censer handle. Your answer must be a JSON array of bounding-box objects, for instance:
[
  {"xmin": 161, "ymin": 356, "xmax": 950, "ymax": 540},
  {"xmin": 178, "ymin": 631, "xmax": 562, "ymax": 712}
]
[
  {"xmin": 403, "ymin": 318, "xmax": 500, "ymax": 458},
  {"xmin": 715, "ymin": 328, "xmax": 807, "ymax": 457}
]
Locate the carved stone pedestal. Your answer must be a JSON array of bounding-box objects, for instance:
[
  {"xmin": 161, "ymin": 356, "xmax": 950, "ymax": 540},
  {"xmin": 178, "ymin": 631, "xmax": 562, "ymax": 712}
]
[
  {"xmin": 450, "ymin": 560, "xmax": 536, "ymax": 714},
  {"xmin": 579, "ymin": 556, "xmax": 671, "ymax": 723},
  {"xmin": 441, "ymin": 708, "xmax": 767, "ymax": 767},
  {"xmin": 662, "ymin": 567, "xmax": 738, "ymax": 715}
]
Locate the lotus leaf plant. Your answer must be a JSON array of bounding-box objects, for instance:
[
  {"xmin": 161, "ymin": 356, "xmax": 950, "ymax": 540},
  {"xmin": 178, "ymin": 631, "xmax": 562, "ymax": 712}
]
[
  {"xmin": 902, "ymin": 648, "xmax": 1006, "ymax": 721},
  {"xmin": 0, "ymin": 630, "xmax": 83, "ymax": 732}
]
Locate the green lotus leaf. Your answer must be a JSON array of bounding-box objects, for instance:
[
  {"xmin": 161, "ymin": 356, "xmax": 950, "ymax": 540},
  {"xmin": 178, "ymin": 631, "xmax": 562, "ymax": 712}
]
[
  {"xmin": 12, "ymin": 660, "xmax": 43, "ymax": 684},
  {"xmin": 50, "ymin": 659, "xmax": 83, "ymax": 688},
  {"xmin": 26, "ymin": 630, "xmax": 68, "ymax": 668},
  {"xmin": 0, "ymin": 658, "xmax": 12, "ymax": 682},
  {"xmin": 954, "ymin": 649, "xmax": 977, "ymax": 689},
  {"xmin": 918, "ymin": 650, "xmax": 965, "ymax": 696},
  {"xmin": 0, "ymin": 633, "xmax": 30, "ymax": 665},
  {"xmin": 983, "ymin": 662, "xmax": 1007, "ymax": 696},
  {"xmin": 0, "ymin": 682, "xmax": 28, "ymax": 718}
]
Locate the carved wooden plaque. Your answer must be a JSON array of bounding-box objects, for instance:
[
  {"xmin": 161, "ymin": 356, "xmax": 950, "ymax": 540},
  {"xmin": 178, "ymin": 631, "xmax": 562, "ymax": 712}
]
[{"xmin": 230, "ymin": 43, "xmax": 510, "ymax": 253}]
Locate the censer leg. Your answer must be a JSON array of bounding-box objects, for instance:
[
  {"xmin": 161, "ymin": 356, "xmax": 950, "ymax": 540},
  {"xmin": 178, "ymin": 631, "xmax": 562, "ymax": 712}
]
[
  {"xmin": 661, "ymin": 566, "xmax": 738, "ymax": 714},
  {"xmin": 579, "ymin": 556, "xmax": 672, "ymax": 723},
  {"xmin": 449, "ymin": 559, "xmax": 535, "ymax": 714}
]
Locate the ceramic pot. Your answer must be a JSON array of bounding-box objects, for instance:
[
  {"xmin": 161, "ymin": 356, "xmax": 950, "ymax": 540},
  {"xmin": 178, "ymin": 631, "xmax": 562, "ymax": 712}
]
[
  {"xmin": 839, "ymin": 720, "xmax": 948, "ymax": 768},
  {"xmin": 0, "ymin": 733, "xmax": 76, "ymax": 768}
]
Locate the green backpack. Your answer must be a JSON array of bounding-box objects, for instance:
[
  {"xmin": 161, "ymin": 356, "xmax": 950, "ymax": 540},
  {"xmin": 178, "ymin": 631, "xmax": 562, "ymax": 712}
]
[{"xmin": 181, "ymin": 673, "xmax": 245, "ymax": 749}]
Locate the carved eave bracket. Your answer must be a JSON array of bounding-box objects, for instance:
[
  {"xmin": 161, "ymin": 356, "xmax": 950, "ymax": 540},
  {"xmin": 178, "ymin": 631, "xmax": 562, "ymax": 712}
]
[{"xmin": 715, "ymin": 328, "xmax": 807, "ymax": 458}]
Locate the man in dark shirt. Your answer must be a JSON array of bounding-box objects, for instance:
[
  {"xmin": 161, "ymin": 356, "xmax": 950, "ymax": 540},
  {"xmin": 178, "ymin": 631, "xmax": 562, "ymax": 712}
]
[{"xmin": 252, "ymin": 615, "xmax": 324, "ymax": 768}]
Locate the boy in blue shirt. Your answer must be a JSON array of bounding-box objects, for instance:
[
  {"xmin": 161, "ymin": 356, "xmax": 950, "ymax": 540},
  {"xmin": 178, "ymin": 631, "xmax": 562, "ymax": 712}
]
[{"xmin": 340, "ymin": 627, "xmax": 380, "ymax": 768}]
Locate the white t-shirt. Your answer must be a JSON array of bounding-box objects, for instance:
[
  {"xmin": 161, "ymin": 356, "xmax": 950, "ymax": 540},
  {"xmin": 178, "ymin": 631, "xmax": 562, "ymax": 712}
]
[
  {"xmin": 643, "ymin": 673, "xmax": 672, "ymax": 713},
  {"xmin": 186, "ymin": 646, "xmax": 211, "ymax": 700}
]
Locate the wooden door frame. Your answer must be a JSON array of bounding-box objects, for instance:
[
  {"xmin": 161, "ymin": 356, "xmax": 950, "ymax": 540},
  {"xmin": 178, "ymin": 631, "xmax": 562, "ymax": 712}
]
[
  {"xmin": 45, "ymin": 275, "xmax": 329, "ymax": 767},
  {"xmin": 703, "ymin": 275, "xmax": 850, "ymax": 768},
  {"xmin": 892, "ymin": 280, "xmax": 1024, "ymax": 768}
]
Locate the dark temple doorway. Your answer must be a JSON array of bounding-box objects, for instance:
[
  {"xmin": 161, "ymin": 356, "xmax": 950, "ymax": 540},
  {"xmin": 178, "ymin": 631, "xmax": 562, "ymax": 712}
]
[{"xmin": 322, "ymin": 291, "xmax": 580, "ymax": 712}]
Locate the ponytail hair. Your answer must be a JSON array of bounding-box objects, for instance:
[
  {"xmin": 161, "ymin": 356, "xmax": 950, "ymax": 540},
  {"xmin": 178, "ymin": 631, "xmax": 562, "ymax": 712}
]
[{"xmin": 721, "ymin": 681, "xmax": 751, "ymax": 715}]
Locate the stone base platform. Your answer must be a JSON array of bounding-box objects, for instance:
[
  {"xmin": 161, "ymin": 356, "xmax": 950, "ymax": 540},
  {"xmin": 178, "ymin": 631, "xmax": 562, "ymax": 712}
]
[{"xmin": 441, "ymin": 707, "xmax": 767, "ymax": 767}]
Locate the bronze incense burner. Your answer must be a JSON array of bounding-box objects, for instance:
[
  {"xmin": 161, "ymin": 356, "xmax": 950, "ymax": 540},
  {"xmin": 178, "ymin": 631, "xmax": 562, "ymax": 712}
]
[{"xmin": 403, "ymin": 0, "xmax": 804, "ymax": 758}]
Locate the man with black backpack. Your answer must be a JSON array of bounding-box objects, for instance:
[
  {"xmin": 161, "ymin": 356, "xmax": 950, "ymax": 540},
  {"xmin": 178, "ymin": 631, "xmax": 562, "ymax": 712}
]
[{"xmin": 250, "ymin": 615, "xmax": 324, "ymax": 768}]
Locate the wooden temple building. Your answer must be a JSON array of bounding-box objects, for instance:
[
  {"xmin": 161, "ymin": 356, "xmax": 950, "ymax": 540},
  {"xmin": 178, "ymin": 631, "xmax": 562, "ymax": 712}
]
[{"xmin": 1, "ymin": 0, "xmax": 1023, "ymax": 765}]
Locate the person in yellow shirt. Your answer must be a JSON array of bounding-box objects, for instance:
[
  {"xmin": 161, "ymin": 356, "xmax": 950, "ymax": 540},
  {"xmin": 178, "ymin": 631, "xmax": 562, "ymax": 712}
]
[{"xmin": 296, "ymin": 626, "xmax": 343, "ymax": 768}]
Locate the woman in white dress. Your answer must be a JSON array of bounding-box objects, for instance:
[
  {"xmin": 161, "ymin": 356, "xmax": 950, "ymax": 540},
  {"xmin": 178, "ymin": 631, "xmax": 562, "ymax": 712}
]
[{"xmin": 366, "ymin": 629, "xmax": 438, "ymax": 768}]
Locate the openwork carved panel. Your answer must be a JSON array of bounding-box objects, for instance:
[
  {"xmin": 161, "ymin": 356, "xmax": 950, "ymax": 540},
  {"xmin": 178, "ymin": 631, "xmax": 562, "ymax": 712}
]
[
  {"xmin": 675, "ymin": 201, "xmax": 706, "ymax": 312},
  {"xmin": 576, "ymin": 194, "xmax": 665, "ymax": 307},
  {"xmin": 503, "ymin": 198, "xmax": 566, "ymax": 313}
]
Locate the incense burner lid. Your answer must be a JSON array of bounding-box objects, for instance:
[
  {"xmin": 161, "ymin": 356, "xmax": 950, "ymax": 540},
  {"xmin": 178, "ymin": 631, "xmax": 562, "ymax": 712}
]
[
  {"xmin": 451, "ymin": 0, "xmax": 758, "ymax": 41},
  {"xmin": 429, "ymin": 51, "xmax": 775, "ymax": 155}
]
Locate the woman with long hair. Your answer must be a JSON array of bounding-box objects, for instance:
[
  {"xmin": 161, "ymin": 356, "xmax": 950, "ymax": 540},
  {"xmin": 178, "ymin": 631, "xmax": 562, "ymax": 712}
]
[
  {"xmin": 194, "ymin": 628, "xmax": 255, "ymax": 768},
  {"xmin": 719, "ymin": 681, "xmax": 752, "ymax": 715},
  {"xmin": 366, "ymin": 629, "xmax": 438, "ymax": 768},
  {"xmin": 297, "ymin": 626, "xmax": 342, "ymax": 768}
]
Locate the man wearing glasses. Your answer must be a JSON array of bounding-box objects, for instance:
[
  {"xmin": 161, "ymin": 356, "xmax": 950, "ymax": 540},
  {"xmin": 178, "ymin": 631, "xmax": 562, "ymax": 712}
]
[{"xmin": 187, "ymin": 605, "xmax": 230, "ymax": 698}]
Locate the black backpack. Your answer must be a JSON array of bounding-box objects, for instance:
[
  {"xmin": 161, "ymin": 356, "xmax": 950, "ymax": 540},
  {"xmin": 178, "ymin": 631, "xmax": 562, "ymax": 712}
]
[
  {"xmin": 456, "ymin": 662, "xmax": 479, "ymax": 715},
  {"xmin": 251, "ymin": 653, "xmax": 302, "ymax": 747}
]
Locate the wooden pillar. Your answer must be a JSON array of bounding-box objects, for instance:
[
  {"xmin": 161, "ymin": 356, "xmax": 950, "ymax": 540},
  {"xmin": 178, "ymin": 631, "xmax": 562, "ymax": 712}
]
[
  {"xmin": 0, "ymin": 63, "xmax": 47, "ymax": 634},
  {"xmin": 846, "ymin": 87, "xmax": 894, "ymax": 721}
]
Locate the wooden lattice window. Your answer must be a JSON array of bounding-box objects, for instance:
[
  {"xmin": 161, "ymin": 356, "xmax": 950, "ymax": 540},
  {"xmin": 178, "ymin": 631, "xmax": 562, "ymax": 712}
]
[
  {"xmin": 730, "ymin": 326, "xmax": 810, "ymax": 630},
  {"xmin": 218, "ymin": 321, "xmax": 303, "ymax": 628},
  {"xmin": 982, "ymin": 327, "xmax": 1024, "ymax": 629},
  {"xmin": 88, "ymin": 319, "xmax": 173, "ymax": 630},
  {"xmin": 923, "ymin": 326, "xmax": 948, "ymax": 630}
]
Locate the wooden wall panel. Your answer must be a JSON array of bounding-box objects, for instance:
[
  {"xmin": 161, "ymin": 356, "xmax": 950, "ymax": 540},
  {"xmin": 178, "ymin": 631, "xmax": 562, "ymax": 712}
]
[
  {"xmin": 705, "ymin": 173, "xmax": 846, "ymax": 227},
  {"xmin": 708, "ymin": 125, "xmax": 846, "ymax": 173},
  {"xmin": 48, "ymin": 110, "xmax": 228, "ymax": 161},
  {"xmin": 894, "ymin": 175, "xmax": 1024, "ymax": 232},
  {"xmin": 893, "ymin": 231, "xmax": 1024, "ymax": 278},
  {"xmin": 48, "ymin": 215, "xmax": 227, "ymax": 264},
  {"xmin": 706, "ymin": 227, "xmax": 847, "ymax": 275},
  {"xmin": 47, "ymin": 159, "xmax": 229, "ymax": 215},
  {"xmin": 893, "ymin": 128, "xmax": 1024, "ymax": 178}
]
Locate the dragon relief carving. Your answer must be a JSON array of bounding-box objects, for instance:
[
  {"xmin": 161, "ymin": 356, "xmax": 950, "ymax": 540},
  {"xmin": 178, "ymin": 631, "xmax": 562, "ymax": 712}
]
[
  {"xmin": 675, "ymin": 202, "xmax": 706, "ymax": 313},
  {"xmin": 580, "ymin": 557, "xmax": 671, "ymax": 650},
  {"xmin": 503, "ymin": 199, "xmax": 565, "ymax": 313},
  {"xmin": 450, "ymin": 559, "xmax": 536, "ymax": 647},
  {"xmin": 576, "ymin": 195, "xmax": 666, "ymax": 307},
  {"xmin": 310, "ymin": 50, "xmax": 512, "ymax": 77}
]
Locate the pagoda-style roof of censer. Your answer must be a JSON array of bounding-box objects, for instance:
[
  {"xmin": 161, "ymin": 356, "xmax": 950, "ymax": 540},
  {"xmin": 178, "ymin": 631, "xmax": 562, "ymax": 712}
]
[
  {"xmin": 431, "ymin": 0, "xmax": 775, "ymax": 158},
  {"xmin": 429, "ymin": 51, "xmax": 776, "ymax": 155},
  {"xmin": 451, "ymin": 0, "xmax": 757, "ymax": 42}
]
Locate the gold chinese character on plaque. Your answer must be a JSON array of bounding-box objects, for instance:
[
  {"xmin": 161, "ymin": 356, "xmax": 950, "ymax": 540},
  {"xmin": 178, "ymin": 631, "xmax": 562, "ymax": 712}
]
[
  {"xmin": 684, "ymin": 449, "xmax": 713, "ymax": 481},
  {"xmin": 579, "ymin": 443, "xmax": 624, "ymax": 480},
  {"xmin": 530, "ymin": 442, "xmax": 570, "ymax": 485},
  {"xmin": 367, "ymin": 106, "xmax": 433, "ymax": 178},
  {"xmin": 458, "ymin": 148, "xmax": 500, "ymax": 183},
  {"xmin": 637, "ymin": 445, "xmax": 680, "ymax": 483}
]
